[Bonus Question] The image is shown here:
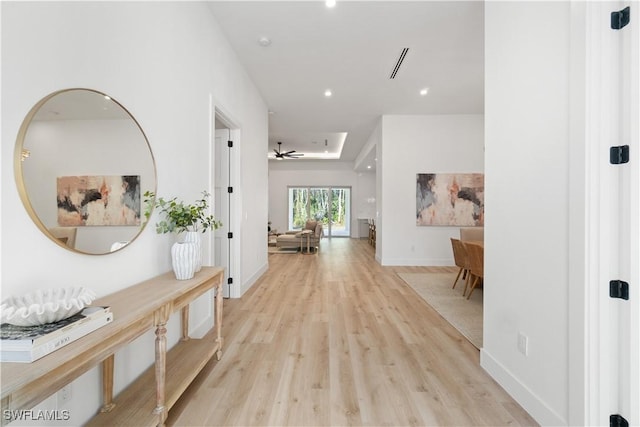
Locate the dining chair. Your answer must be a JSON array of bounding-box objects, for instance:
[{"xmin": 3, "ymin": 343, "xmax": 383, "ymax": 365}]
[
  {"xmin": 49, "ymin": 227, "xmax": 77, "ymax": 249},
  {"xmin": 462, "ymin": 241, "xmax": 484, "ymax": 299},
  {"xmin": 371, "ymin": 219, "xmax": 376, "ymax": 248},
  {"xmin": 450, "ymin": 238, "xmax": 470, "ymax": 292}
]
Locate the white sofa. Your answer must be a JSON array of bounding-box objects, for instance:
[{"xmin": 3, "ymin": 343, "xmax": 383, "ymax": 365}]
[{"xmin": 276, "ymin": 221, "xmax": 324, "ymax": 252}]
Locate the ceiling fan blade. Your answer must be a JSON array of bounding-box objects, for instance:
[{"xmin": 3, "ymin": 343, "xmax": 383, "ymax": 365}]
[{"xmin": 270, "ymin": 142, "xmax": 302, "ymax": 159}]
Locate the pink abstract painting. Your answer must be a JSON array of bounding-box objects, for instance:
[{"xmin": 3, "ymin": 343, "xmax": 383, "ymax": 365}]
[
  {"xmin": 416, "ymin": 173, "xmax": 484, "ymax": 226},
  {"xmin": 57, "ymin": 175, "xmax": 140, "ymax": 226}
]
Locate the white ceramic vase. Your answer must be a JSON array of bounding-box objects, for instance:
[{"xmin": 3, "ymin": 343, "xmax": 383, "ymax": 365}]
[
  {"xmin": 171, "ymin": 241, "xmax": 197, "ymax": 280},
  {"xmin": 182, "ymin": 231, "xmax": 202, "ymax": 272}
]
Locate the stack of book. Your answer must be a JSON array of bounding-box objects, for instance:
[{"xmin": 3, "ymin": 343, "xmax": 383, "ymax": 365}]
[{"xmin": 0, "ymin": 306, "xmax": 113, "ymax": 363}]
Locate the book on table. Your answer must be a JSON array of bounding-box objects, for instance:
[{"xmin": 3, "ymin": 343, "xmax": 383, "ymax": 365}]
[{"xmin": 0, "ymin": 306, "xmax": 113, "ymax": 363}]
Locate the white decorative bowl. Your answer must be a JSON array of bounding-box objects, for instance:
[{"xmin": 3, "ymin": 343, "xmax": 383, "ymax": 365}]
[{"xmin": 0, "ymin": 287, "xmax": 96, "ymax": 326}]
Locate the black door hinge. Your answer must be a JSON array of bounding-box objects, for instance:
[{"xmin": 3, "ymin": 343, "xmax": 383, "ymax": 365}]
[
  {"xmin": 609, "ymin": 280, "xmax": 629, "ymax": 300},
  {"xmin": 227, "ymin": 186, "xmax": 233, "ymax": 193},
  {"xmin": 228, "ymin": 140, "xmax": 233, "ymax": 148},
  {"xmin": 227, "ymin": 232, "xmax": 233, "ymax": 239},
  {"xmin": 610, "ymin": 414, "xmax": 629, "ymax": 427},
  {"xmin": 227, "ymin": 277, "xmax": 233, "ymax": 285},
  {"xmin": 611, "ymin": 6, "xmax": 630, "ymax": 30},
  {"xmin": 610, "ymin": 145, "xmax": 630, "ymax": 164}
]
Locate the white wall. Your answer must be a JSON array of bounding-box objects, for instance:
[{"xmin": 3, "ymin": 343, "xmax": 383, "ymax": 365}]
[
  {"xmin": 482, "ymin": 2, "xmax": 574, "ymax": 425},
  {"xmin": 268, "ymin": 161, "xmax": 375, "ymax": 237},
  {"xmin": 356, "ymin": 171, "xmax": 376, "ymax": 232},
  {"xmin": 1, "ymin": 2, "xmax": 267, "ymax": 425},
  {"xmin": 373, "ymin": 121, "xmax": 383, "ymax": 262},
  {"xmin": 379, "ymin": 114, "xmax": 484, "ymax": 266}
]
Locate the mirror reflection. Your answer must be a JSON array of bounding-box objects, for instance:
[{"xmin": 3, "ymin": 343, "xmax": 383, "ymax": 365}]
[{"xmin": 15, "ymin": 89, "xmax": 156, "ymax": 255}]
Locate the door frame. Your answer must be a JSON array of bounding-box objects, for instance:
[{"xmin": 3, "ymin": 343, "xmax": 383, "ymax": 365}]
[
  {"xmin": 570, "ymin": 2, "xmax": 639, "ymax": 425},
  {"xmin": 209, "ymin": 98, "xmax": 242, "ymax": 298}
]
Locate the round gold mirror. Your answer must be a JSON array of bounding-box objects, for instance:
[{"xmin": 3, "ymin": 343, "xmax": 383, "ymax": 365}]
[{"xmin": 14, "ymin": 88, "xmax": 157, "ymax": 255}]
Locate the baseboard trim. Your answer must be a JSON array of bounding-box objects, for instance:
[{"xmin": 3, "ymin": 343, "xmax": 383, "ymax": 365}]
[
  {"xmin": 480, "ymin": 348, "xmax": 566, "ymax": 426},
  {"xmin": 190, "ymin": 315, "xmax": 213, "ymax": 339},
  {"xmin": 241, "ymin": 262, "xmax": 268, "ymax": 297}
]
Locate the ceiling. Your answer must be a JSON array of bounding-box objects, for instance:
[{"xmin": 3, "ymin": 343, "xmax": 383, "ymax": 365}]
[{"xmin": 207, "ymin": 1, "xmax": 484, "ymax": 170}]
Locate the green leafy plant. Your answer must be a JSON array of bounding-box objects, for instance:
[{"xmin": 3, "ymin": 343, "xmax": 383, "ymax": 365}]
[{"xmin": 143, "ymin": 190, "xmax": 222, "ymax": 234}]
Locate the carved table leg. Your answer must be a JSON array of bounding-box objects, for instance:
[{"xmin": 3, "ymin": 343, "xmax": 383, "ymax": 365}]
[
  {"xmin": 181, "ymin": 306, "xmax": 190, "ymax": 341},
  {"xmin": 153, "ymin": 304, "xmax": 171, "ymax": 426},
  {"xmin": 100, "ymin": 355, "xmax": 116, "ymax": 412},
  {"xmin": 2, "ymin": 395, "xmax": 11, "ymax": 427}
]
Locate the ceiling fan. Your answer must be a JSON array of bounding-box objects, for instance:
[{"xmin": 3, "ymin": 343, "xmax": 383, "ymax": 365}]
[{"xmin": 273, "ymin": 141, "xmax": 303, "ymax": 159}]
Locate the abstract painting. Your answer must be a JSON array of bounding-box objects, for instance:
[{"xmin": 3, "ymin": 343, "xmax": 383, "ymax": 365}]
[
  {"xmin": 416, "ymin": 173, "xmax": 484, "ymax": 226},
  {"xmin": 57, "ymin": 175, "xmax": 141, "ymax": 226}
]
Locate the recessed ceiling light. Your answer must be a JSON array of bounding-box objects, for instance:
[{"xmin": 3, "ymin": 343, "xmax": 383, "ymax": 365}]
[
  {"xmin": 367, "ymin": 165, "xmax": 372, "ymax": 169},
  {"xmin": 324, "ymin": 89, "xmax": 332, "ymax": 97},
  {"xmin": 258, "ymin": 36, "xmax": 271, "ymax": 47},
  {"xmin": 326, "ymin": 0, "xmax": 336, "ymax": 8},
  {"xmin": 420, "ymin": 88, "xmax": 429, "ymax": 96}
]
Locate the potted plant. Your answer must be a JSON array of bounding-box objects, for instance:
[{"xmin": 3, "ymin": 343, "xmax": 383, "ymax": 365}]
[{"xmin": 144, "ymin": 191, "xmax": 221, "ymax": 280}]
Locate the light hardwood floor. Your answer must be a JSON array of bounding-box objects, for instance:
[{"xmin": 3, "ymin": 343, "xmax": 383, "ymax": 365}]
[{"xmin": 167, "ymin": 238, "xmax": 537, "ymax": 426}]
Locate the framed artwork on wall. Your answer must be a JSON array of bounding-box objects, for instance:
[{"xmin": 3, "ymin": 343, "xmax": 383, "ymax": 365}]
[
  {"xmin": 57, "ymin": 175, "xmax": 141, "ymax": 226},
  {"xmin": 416, "ymin": 173, "xmax": 484, "ymax": 226}
]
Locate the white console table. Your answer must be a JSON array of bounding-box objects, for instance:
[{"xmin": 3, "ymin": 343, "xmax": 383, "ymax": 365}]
[{"xmin": 1, "ymin": 267, "xmax": 224, "ymax": 427}]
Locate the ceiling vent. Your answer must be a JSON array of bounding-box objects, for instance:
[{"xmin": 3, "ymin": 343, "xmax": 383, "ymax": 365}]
[{"xmin": 390, "ymin": 48, "xmax": 409, "ymax": 79}]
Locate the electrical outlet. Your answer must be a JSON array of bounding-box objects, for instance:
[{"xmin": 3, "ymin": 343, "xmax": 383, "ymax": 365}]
[
  {"xmin": 57, "ymin": 384, "xmax": 72, "ymax": 406},
  {"xmin": 517, "ymin": 332, "xmax": 529, "ymax": 356}
]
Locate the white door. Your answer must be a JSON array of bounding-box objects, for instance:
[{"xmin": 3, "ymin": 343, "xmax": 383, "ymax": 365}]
[
  {"xmin": 615, "ymin": 3, "xmax": 639, "ymax": 424},
  {"xmin": 214, "ymin": 128, "xmax": 231, "ymax": 297},
  {"xmin": 591, "ymin": 3, "xmax": 639, "ymax": 424},
  {"xmin": 629, "ymin": 7, "xmax": 640, "ymax": 422}
]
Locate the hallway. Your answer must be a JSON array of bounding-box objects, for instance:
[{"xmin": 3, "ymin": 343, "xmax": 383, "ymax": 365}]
[{"xmin": 168, "ymin": 239, "xmax": 536, "ymax": 426}]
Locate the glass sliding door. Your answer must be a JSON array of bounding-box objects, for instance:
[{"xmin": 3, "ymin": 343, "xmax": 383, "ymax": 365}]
[
  {"xmin": 288, "ymin": 187, "xmax": 309, "ymax": 230},
  {"xmin": 309, "ymin": 188, "xmax": 329, "ymax": 235},
  {"xmin": 330, "ymin": 187, "xmax": 350, "ymax": 237},
  {"xmin": 288, "ymin": 186, "xmax": 351, "ymax": 237}
]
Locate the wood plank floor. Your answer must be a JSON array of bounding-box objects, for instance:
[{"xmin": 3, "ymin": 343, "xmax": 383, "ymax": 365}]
[{"xmin": 167, "ymin": 238, "xmax": 537, "ymax": 426}]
